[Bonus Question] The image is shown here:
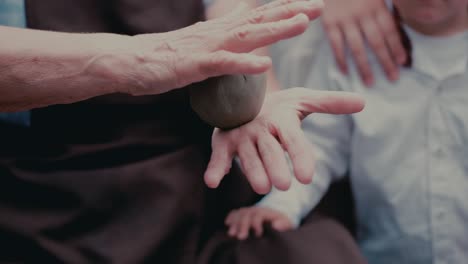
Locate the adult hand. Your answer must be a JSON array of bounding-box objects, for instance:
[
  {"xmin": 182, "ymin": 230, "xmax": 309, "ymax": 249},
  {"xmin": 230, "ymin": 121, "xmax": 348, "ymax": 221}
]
[
  {"xmin": 225, "ymin": 206, "xmax": 294, "ymax": 240},
  {"xmin": 322, "ymin": 0, "xmax": 407, "ymax": 86},
  {"xmin": 204, "ymin": 88, "xmax": 365, "ymax": 194},
  {"xmin": 0, "ymin": 0, "xmax": 322, "ymax": 112},
  {"xmin": 123, "ymin": 0, "xmax": 323, "ymax": 96}
]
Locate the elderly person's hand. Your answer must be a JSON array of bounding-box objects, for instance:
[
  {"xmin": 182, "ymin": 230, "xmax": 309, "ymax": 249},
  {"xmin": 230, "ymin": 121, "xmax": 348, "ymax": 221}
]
[
  {"xmin": 322, "ymin": 0, "xmax": 407, "ymax": 86},
  {"xmin": 204, "ymin": 88, "xmax": 365, "ymax": 194},
  {"xmin": 125, "ymin": 0, "xmax": 323, "ymax": 96},
  {"xmin": 0, "ymin": 0, "xmax": 322, "ymax": 112}
]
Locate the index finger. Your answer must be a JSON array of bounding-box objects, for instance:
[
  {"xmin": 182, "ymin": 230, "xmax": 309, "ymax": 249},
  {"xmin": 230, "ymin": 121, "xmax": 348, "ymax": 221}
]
[
  {"xmin": 376, "ymin": 9, "xmax": 407, "ymax": 65},
  {"xmin": 287, "ymin": 88, "xmax": 366, "ymax": 117}
]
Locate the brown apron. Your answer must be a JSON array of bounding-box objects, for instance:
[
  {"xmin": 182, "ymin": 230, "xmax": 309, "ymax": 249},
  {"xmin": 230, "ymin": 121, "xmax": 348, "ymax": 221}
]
[
  {"xmin": 0, "ymin": 1, "xmax": 366, "ymax": 263},
  {"xmin": 1, "ymin": 1, "xmax": 210, "ymax": 263}
]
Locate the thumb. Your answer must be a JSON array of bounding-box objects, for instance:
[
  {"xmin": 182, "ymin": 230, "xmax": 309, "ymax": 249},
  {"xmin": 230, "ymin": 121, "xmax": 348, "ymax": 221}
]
[
  {"xmin": 204, "ymin": 143, "xmax": 234, "ymax": 189},
  {"xmin": 288, "ymin": 88, "xmax": 365, "ymax": 118}
]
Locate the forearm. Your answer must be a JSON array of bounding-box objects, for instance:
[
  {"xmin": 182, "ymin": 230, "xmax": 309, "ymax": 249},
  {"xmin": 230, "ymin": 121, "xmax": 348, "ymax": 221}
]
[{"xmin": 0, "ymin": 26, "xmax": 133, "ymax": 112}]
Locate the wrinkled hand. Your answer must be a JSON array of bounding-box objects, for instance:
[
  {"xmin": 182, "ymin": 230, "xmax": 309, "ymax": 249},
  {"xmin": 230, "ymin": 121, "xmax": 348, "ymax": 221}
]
[
  {"xmin": 204, "ymin": 88, "xmax": 365, "ymax": 194},
  {"xmin": 322, "ymin": 0, "xmax": 407, "ymax": 86},
  {"xmin": 226, "ymin": 206, "xmax": 293, "ymax": 240},
  {"xmin": 124, "ymin": 0, "xmax": 323, "ymax": 96}
]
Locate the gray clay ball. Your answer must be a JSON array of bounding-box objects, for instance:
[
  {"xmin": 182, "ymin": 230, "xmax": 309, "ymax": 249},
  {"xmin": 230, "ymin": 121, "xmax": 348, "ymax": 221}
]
[{"xmin": 190, "ymin": 74, "xmax": 267, "ymax": 129}]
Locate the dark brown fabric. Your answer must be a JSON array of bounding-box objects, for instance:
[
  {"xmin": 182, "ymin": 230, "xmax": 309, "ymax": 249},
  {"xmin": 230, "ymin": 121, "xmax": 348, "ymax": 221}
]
[
  {"xmin": 2, "ymin": 1, "xmax": 209, "ymax": 263},
  {"xmin": 0, "ymin": 1, "xmax": 365, "ymax": 263},
  {"xmin": 200, "ymin": 176, "xmax": 365, "ymax": 264},
  {"xmin": 199, "ymin": 214, "xmax": 366, "ymax": 264},
  {"xmin": 25, "ymin": 0, "xmax": 205, "ymax": 34}
]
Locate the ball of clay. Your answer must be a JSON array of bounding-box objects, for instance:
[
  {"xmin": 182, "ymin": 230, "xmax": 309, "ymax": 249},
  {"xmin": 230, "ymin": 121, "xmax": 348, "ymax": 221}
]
[{"xmin": 190, "ymin": 74, "xmax": 267, "ymax": 129}]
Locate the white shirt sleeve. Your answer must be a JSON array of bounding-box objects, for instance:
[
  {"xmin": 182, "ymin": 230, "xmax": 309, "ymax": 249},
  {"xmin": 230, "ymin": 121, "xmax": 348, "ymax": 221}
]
[{"xmin": 256, "ymin": 42, "xmax": 354, "ymax": 228}]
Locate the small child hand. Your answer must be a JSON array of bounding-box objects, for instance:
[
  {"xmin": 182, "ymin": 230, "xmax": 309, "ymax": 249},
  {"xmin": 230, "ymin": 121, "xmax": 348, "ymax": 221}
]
[{"xmin": 225, "ymin": 206, "xmax": 293, "ymax": 240}]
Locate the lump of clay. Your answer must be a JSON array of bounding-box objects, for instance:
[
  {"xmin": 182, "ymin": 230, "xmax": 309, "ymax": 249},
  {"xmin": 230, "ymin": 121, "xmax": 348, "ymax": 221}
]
[{"xmin": 190, "ymin": 74, "xmax": 266, "ymax": 130}]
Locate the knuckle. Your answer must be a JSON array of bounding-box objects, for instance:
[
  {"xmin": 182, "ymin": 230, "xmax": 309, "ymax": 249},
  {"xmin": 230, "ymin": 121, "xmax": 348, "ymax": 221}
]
[
  {"xmin": 200, "ymin": 52, "xmax": 230, "ymax": 74},
  {"xmin": 266, "ymin": 23, "xmax": 280, "ymax": 35},
  {"xmin": 281, "ymin": 5, "xmax": 296, "ymax": 18},
  {"xmin": 212, "ymin": 53, "xmax": 230, "ymax": 67},
  {"xmin": 248, "ymin": 12, "xmax": 264, "ymax": 24},
  {"xmin": 233, "ymin": 27, "xmax": 251, "ymax": 42}
]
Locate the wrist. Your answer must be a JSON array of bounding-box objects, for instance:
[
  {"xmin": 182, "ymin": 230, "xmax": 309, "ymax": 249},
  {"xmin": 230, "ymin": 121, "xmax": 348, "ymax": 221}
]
[
  {"xmin": 88, "ymin": 33, "xmax": 149, "ymax": 96},
  {"xmin": 94, "ymin": 33, "xmax": 181, "ymax": 96}
]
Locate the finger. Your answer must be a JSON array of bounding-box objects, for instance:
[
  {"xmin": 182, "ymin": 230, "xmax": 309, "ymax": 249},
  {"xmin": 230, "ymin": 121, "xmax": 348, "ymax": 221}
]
[
  {"xmin": 238, "ymin": 210, "xmax": 253, "ymax": 240},
  {"xmin": 255, "ymin": 0, "xmax": 310, "ymax": 12},
  {"xmin": 197, "ymin": 51, "xmax": 272, "ymax": 78},
  {"xmin": 257, "ymin": 134, "xmax": 292, "ymax": 190},
  {"xmin": 272, "ymin": 218, "xmax": 293, "ymax": 231},
  {"xmin": 228, "ymin": 224, "xmax": 238, "ymax": 237},
  {"xmin": 323, "ymin": 23, "xmax": 348, "ymax": 74},
  {"xmin": 204, "ymin": 137, "xmax": 235, "ymax": 189},
  {"xmin": 252, "ymin": 212, "xmax": 265, "ymax": 237},
  {"xmin": 227, "ymin": 211, "xmax": 241, "ymax": 237},
  {"xmin": 224, "ymin": 2, "xmax": 250, "ymax": 19},
  {"xmin": 238, "ymin": 141, "xmax": 271, "ymax": 194},
  {"xmin": 359, "ymin": 16, "xmax": 399, "ymax": 82},
  {"xmin": 376, "ymin": 9, "xmax": 407, "ymax": 65},
  {"xmin": 225, "ymin": 13, "xmax": 310, "ymax": 53},
  {"xmin": 248, "ymin": 1, "xmax": 323, "ymax": 24},
  {"xmin": 342, "ymin": 22, "xmax": 374, "ymax": 87},
  {"xmin": 219, "ymin": 0, "xmax": 308, "ymax": 26},
  {"xmin": 277, "ymin": 125, "xmax": 315, "ymax": 184},
  {"xmin": 225, "ymin": 210, "xmax": 238, "ymax": 225},
  {"xmin": 288, "ymin": 88, "xmax": 366, "ymax": 117}
]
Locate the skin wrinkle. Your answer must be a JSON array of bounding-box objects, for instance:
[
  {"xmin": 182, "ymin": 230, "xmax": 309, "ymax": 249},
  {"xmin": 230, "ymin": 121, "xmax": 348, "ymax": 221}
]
[
  {"xmin": 1, "ymin": 32, "xmax": 133, "ymax": 109},
  {"xmin": 0, "ymin": 0, "xmax": 325, "ymax": 113}
]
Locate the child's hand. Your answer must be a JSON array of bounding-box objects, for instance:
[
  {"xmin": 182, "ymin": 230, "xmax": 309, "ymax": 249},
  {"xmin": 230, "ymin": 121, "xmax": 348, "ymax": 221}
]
[
  {"xmin": 322, "ymin": 0, "xmax": 407, "ymax": 86},
  {"xmin": 204, "ymin": 88, "xmax": 365, "ymax": 194},
  {"xmin": 225, "ymin": 206, "xmax": 294, "ymax": 240}
]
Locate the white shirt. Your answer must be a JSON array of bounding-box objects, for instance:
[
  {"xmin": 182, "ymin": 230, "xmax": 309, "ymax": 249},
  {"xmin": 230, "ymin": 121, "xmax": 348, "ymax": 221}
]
[{"xmin": 258, "ymin": 26, "xmax": 468, "ymax": 264}]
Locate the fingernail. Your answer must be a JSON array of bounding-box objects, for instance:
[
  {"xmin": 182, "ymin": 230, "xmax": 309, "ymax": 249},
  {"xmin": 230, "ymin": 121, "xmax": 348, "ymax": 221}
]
[{"xmin": 365, "ymin": 77, "xmax": 374, "ymax": 87}]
